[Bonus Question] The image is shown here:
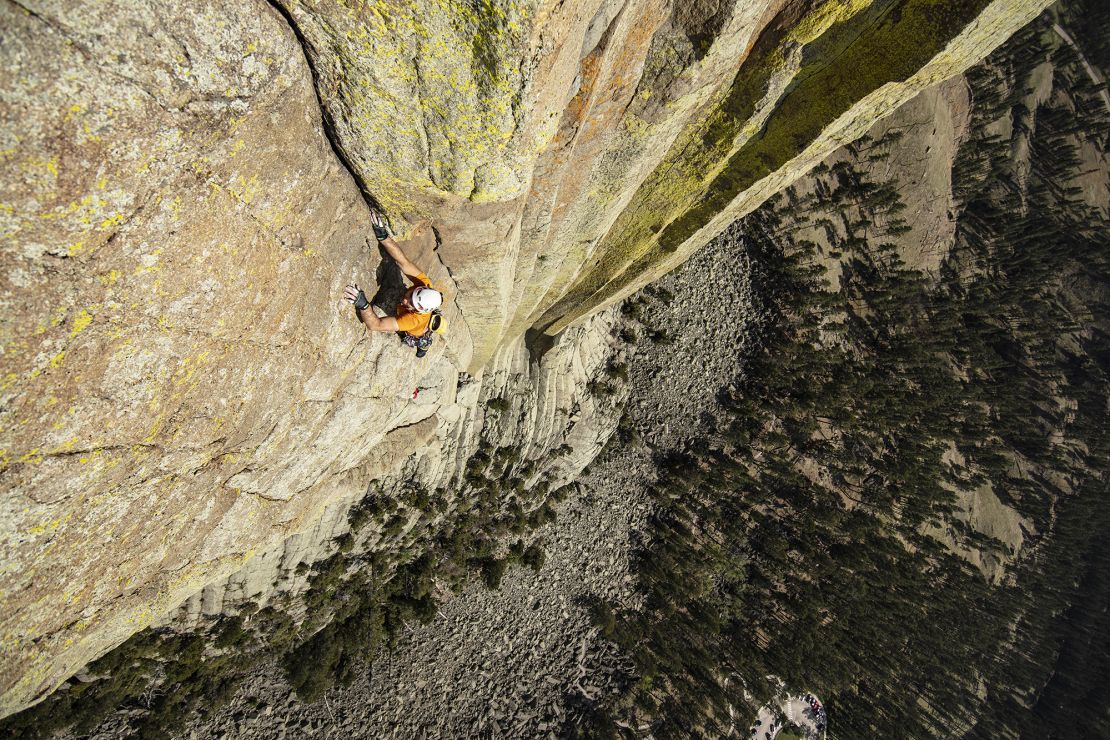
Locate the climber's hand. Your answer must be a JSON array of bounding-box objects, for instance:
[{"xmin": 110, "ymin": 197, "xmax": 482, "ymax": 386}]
[
  {"xmin": 344, "ymin": 284, "xmax": 370, "ymax": 311},
  {"xmin": 370, "ymin": 209, "xmax": 391, "ymax": 242}
]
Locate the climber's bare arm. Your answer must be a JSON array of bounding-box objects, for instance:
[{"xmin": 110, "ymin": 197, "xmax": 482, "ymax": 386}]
[
  {"xmin": 343, "ymin": 284, "xmax": 399, "ymax": 333},
  {"xmin": 380, "ymin": 237, "xmax": 424, "ymax": 281},
  {"xmin": 370, "ymin": 209, "xmax": 424, "ymax": 280},
  {"xmin": 358, "ymin": 309, "xmax": 400, "ymax": 333}
]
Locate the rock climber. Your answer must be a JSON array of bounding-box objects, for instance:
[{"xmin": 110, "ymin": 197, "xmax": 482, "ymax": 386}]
[{"xmin": 344, "ymin": 210, "xmax": 444, "ymax": 358}]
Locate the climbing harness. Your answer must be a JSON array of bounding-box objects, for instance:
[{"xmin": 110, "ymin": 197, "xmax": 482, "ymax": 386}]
[{"xmin": 401, "ymin": 309, "xmax": 444, "ymax": 358}]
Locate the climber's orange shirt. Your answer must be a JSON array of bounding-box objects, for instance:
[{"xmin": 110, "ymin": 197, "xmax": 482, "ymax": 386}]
[{"xmin": 395, "ymin": 272, "xmax": 433, "ymax": 336}]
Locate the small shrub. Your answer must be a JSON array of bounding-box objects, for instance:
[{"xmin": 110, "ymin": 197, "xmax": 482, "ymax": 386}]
[
  {"xmin": 303, "ymin": 555, "xmax": 349, "ymax": 612},
  {"xmin": 527, "ymin": 502, "xmax": 558, "ymax": 528},
  {"xmin": 620, "ymin": 300, "xmax": 643, "ymax": 319},
  {"xmin": 588, "ymin": 379, "xmax": 618, "ymax": 397},
  {"xmin": 479, "ymin": 558, "xmax": 509, "ymax": 589},
  {"xmin": 604, "ymin": 361, "xmax": 629, "ymax": 382},
  {"xmin": 617, "ymin": 413, "xmax": 641, "ymax": 445},
  {"xmin": 347, "ymin": 493, "xmax": 391, "ymax": 532},
  {"xmin": 401, "ymin": 486, "xmax": 431, "ymax": 509},
  {"xmin": 487, "ymin": 397, "xmax": 511, "ymax": 412},
  {"xmin": 464, "ymin": 468, "xmax": 489, "ymax": 487},
  {"xmin": 283, "ymin": 626, "xmax": 342, "ymax": 702},
  {"xmin": 521, "ymin": 543, "xmax": 546, "ymax": 571},
  {"xmin": 495, "ymin": 445, "xmax": 523, "ymax": 468},
  {"xmin": 213, "ymin": 616, "xmax": 247, "ymax": 649},
  {"xmin": 383, "ymin": 513, "xmax": 407, "ymax": 537},
  {"xmin": 254, "ymin": 607, "xmax": 297, "ymax": 649},
  {"xmin": 467, "ymin": 451, "xmax": 492, "ymax": 473},
  {"xmin": 586, "ymin": 598, "xmax": 617, "ymax": 638},
  {"xmin": 551, "ymin": 485, "xmax": 573, "ymax": 503}
]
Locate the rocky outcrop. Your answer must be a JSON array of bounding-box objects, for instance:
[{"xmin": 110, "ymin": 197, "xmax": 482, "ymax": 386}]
[{"xmin": 0, "ymin": 0, "xmax": 1051, "ymax": 717}]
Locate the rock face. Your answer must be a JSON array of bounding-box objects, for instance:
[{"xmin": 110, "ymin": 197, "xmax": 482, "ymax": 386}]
[
  {"xmin": 161, "ymin": 307, "xmax": 624, "ymax": 631},
  {"xmin": 0, "ymin": 0, "xmax": 1051, "ymax": 717},
  {"xmin": 277, "ymin": 0, "xmax": 1055, "ymax": 358}
]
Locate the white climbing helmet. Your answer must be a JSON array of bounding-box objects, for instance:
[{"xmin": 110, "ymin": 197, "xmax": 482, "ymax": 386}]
[{"xmin": 412, "ymin": 287, "xmax": 442, "ymax": 314}]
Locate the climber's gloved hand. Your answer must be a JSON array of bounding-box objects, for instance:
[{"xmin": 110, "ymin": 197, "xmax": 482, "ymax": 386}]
[
  {"xmin": 370, "ymin": 209, "xmax": 391, "ymax": 242},
  {"xmin": 344, "ymin": 284, "xmax": 370, "ymax": 311}
]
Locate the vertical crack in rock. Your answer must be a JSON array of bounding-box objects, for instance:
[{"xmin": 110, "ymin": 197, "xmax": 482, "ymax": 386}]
[{"xmin": 263, "ymin": 0, "xmax": 382, "ymax": 213}]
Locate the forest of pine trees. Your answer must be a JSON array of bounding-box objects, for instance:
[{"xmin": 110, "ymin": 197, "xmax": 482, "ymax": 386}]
[{"xmin": 583, "ymin": 5, "xmax": 1109, "ymax": 738}]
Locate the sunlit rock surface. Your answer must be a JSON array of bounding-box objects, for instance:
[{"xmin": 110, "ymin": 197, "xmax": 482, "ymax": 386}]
[{"xmin": 0, "ymin": 0, "xmax": 1050, "ymax": 716}]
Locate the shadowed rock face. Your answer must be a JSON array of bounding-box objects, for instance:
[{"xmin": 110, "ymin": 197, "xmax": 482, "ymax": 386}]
[{"xmin": 0, "ymin": 0, "xmax": 1049, "ymax": 717}]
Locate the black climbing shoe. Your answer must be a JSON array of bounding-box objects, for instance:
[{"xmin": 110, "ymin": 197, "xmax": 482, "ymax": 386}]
[{"xmin": 415, "ymin": 347, "xmax": 428, "ymax": 359}]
